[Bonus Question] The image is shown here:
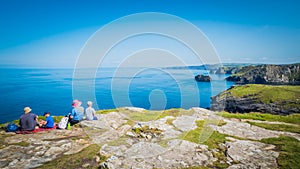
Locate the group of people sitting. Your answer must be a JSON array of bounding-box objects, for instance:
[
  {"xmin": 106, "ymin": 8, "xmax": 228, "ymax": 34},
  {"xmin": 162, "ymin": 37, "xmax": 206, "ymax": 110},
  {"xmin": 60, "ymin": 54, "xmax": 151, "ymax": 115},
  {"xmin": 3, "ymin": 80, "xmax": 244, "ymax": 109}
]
[{"xmin": 19, "ymin": 100, "xmax": 97, "ymax": 131}]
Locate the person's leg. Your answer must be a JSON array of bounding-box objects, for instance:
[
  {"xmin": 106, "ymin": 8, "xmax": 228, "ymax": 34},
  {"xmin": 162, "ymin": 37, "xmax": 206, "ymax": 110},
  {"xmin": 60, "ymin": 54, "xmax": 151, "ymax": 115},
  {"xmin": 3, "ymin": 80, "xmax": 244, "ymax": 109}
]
[{"xmin": 70, "ymin": 119, "xmax": 79, "ymax": 126}]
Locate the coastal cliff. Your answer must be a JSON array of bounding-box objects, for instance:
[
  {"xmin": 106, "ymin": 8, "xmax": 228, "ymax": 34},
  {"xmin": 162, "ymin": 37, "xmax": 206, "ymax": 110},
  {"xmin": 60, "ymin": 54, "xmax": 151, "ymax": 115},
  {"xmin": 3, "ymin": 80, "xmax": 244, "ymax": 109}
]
[
  {"xmin": 225, "ymin": 63, "xmax": 300, "ymax": 84},
  {"xmin": 211, "ymin": 84, "xmax": 300, "ymax": 115}
]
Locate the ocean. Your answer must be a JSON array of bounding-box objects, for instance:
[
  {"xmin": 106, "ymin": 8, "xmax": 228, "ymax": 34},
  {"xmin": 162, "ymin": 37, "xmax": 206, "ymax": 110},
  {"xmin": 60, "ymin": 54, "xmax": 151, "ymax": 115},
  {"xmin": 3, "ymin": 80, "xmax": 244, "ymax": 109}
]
[{"xmin": 0, "ymin": 68, "xmax": 234, "ymax": 124}]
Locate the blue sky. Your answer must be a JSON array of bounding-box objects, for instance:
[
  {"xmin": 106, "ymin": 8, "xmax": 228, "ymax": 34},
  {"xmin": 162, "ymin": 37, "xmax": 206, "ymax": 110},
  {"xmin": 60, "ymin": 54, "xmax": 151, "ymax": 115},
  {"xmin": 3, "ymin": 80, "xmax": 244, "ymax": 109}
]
[{"xmin": 0, "ymin": 0, "xmax": 299, "ymax": 67}]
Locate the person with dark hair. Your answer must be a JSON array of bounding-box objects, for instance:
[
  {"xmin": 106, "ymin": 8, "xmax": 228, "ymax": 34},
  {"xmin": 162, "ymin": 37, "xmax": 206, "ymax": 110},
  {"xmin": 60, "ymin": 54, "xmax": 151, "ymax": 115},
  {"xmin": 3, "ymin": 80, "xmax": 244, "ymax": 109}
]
[{"xmin": 39, "ymin": 112, "xmax": 55, "ymax": 128}]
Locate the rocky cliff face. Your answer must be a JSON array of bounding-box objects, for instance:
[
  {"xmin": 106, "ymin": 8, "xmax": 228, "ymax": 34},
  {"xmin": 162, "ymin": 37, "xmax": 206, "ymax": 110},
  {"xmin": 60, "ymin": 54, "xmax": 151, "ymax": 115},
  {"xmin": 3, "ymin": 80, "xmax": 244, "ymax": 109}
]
[
  {"xmin": 211, "ymin": 95, "xmax": 299, "ymax": 115},
  {"xmin": 226, "ymin": 64, "xmax": 300, "ymax": 84},
  {"xmin": 211, "ymin": 85, "xmax": 300, "ymax": 115}
]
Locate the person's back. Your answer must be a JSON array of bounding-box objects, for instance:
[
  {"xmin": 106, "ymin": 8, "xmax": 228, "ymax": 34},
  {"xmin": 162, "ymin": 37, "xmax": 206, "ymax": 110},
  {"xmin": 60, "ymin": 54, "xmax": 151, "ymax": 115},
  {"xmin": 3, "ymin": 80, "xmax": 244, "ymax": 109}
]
[
  {"xmin": 71, "ymin": 107, "xmax": 80, "ymax": 121},
  {"xmin": 20, "ymin": 107, "xmax": 38, "ymax": 131},
  {"xmin": 85, "ymin": 101, "xmax": 96, "ymax": 120},
  {"xmin": 85, "ymin": 107, "xmax": 95, "ymax": 120},
  {"xmin": 75, "ymin": 106, "xmax": 84, "ymax": 121}
]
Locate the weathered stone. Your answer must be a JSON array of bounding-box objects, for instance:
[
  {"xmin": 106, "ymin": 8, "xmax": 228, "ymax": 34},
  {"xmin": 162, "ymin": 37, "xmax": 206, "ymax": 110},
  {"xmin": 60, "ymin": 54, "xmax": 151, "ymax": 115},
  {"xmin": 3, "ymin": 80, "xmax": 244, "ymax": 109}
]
[
  {"xmin": 172, "ymin": 115, "xmax": 197, "ymax": 131},
  {"xmin": 210, "ymin": 119, "xmax": 279, "ymax": 140},
  {"xmin": 162, "ymin": 128, "xmax": 181, "ymax": 139},
  {"xmin": 126, "ymin": 131, "xmax": 136, "ymax": 137},
  {"xmin": 124, "ymin": 142, "xmax": 166, "ymax": 159},
  {"xmin": 82, "ymin": 163, "xmax": 90, "ymax": 168},
  {"xmin": 124, "ymin": 107, "xmax": 145, "ymax": 112},
  {"xmin": 226, "ymin": 140, "xmax": 279, "ymax": 169},
  {"xmin": 44, "ymin": 147, "xmax": 64, "ymax": 156}
]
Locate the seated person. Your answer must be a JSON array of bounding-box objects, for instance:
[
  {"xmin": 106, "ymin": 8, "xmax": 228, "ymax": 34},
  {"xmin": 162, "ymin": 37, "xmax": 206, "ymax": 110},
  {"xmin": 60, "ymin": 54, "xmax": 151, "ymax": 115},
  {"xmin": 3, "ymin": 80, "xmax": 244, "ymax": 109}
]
[
  {"xmin": 20, "ymin": 107, "xmax": 39, "ymax": 131},
  {"xmin": 85, "ymin": 101, "xmax": 97, "ymax": 120},
  {"xmin": 69, "ymin": 100, "xmax": 84, "ymax": 125},
  {"xmin": 39, "ymin": 112, "xmax": 55, "ymax": 128}
]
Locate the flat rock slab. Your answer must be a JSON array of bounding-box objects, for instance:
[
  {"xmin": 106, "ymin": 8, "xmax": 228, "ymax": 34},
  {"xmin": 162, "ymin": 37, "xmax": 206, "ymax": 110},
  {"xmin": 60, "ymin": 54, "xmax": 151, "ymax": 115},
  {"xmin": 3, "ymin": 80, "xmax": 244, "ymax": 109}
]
[
  {"xmin": 124, "ymin": 142, "xmax": 166, "ymax": 159},
  {"xmin": 226, "ymin": 140, "xmax": 279, "ymax": 169},
  {"xmin": 0, "ymin": 128, "xmax": 90, "ymax": 169},
  {"xmin": 172, "ymin": 115, "xmax": 197, "ymax": 131},
  {"xmin": 124, "ymin": 107, "xmax": 145, "ymax": 112},
  {"xmin": 211, "ymin": 119, "xmax": 280, "ymax": 140},
  {"xmin": 102, "ymin": 139, "xmax": 214, "ymax": 169}
]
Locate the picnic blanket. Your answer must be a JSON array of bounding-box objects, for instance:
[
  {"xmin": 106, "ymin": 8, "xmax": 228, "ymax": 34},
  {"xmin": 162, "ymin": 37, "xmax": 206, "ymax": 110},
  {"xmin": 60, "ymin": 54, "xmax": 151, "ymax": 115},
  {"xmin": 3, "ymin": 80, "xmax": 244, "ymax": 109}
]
[{"xmin": 16, "ymin": 125, "xmax": 57, "ymax": 134}]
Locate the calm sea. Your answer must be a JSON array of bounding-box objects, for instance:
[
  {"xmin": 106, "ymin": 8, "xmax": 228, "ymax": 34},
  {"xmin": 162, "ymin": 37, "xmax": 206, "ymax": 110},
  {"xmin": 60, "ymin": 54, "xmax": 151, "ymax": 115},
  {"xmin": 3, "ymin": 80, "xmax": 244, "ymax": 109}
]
[{"xmin": 0, "ymin": 68, "xmax": 234, "ymax": 124}]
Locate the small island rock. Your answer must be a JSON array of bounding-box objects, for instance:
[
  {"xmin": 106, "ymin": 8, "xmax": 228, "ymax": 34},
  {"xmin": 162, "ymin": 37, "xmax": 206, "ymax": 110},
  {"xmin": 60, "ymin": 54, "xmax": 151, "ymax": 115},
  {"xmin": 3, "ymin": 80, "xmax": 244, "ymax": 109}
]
[{"xmin": 195, "ymin": 75, "xmax": 211, "ymax": 82}]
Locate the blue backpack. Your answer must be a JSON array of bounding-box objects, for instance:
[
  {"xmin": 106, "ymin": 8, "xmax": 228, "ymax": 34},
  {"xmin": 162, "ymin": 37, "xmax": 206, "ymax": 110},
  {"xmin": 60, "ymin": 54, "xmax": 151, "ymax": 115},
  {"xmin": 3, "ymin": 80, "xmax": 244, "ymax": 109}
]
[{"xmin": 6, "ymin": 123, "xmax": 19, "ymax": 132}]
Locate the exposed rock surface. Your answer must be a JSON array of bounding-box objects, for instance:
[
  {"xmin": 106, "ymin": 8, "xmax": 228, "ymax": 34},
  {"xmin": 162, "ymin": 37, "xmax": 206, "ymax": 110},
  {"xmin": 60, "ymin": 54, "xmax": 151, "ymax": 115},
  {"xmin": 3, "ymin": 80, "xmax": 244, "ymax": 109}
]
[
  {"xmin": 1, "ymin": 107, "xmax": 298, "ymax": 168},
  {"xmin": 215, "ymin": 67, "xmax": 240, "ymax": 74},
  {"xmin": 226, "ymin": 139, "xmax": 279, "ymax": 169},
  {"xmin": 226, "ymin": 63, "xmax": 300, "ymax": 84},
  {"xmin": 211, "ymin": 84, "xmax": 300, "ymax": 115},
  {"xmin": 172, "ymin": 115, "xmax": 197, "ymax": 131},
  {"xmin": 0, "ymin": 128, "xmax": 90, "ymax": 169}
]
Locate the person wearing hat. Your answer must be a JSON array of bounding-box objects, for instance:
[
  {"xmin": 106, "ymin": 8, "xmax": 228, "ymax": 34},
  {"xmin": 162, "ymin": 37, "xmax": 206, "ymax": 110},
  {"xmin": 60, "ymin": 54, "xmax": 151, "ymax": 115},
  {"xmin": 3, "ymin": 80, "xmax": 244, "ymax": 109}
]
[
  {"xmin": 69, "ymin": 99, "xmax": 84, "ymax": 125},
  {"xmin": 39, "ymin": 112, "xmax": 54, "ymax": 128},
  {"xmin": 19, "ymin": 107, "xmax": 39, "ymax": 131}
]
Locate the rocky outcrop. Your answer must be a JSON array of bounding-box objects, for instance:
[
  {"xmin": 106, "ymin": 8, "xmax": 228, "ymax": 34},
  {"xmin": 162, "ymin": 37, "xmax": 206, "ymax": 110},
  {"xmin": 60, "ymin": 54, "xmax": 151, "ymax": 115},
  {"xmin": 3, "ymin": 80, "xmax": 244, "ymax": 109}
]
[
  {"xmin": 226, "ymin": 139, "xmax": 279, "ymax": 169},
  {"xmin": 215, "ymin": 67, "xmax": 240, "ymax": 74},
  {"xmin": 211, "ymin": 84, "xmax": 300, "ymax": 115},
  {"xmin": 211, "ymin": 95, "xmax": 300, "ymax": 115},
  {"xmin": 0, "ymin": 128, "xmax": 90, "ymax": 169},
  {"xmin": 1, "ymin": 107, "xmax": 299, "ymax": 168},
  {"xmin": 226, "ymin": 63, "xmax": 300, "ymax": 84},
  {"xmin": 195, "ymin": 75, "xmax": 211, "ymax": 82}
]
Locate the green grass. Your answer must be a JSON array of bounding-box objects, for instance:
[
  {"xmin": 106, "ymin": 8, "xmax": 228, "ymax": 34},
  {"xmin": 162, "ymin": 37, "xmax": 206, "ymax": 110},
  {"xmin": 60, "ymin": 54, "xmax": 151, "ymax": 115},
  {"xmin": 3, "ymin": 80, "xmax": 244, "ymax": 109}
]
[
  {"xmin": 96, "ymin": 108, "xmax": 117, "ymax": 114},
  {"xmin": 10, "ymin": 141, "xmax": 30, "ymax": 147},
  {"xmin": 179, "ymin": 120, "xmax": 228, "ymax": 149},
  {"xmin": 0, "ymin": 134, "xmax": 9, "ymax": 149},
  {"xmin": 120, "ymin": 108, "xmax": 195, "ymax": 122},
  {"xmin": 261, "ymin": 136, "xmax": 300, "ymax": 169},
  {"xmin": 0, "ymin": 134, "xmax": 30, "ymax": 149},
  {"xmin": 132, "ymin": 125, "xmax": 163, "ymax": 136},
  {"xmin": 247, "ymin": 121, "xmax": 300, "ymax": 134},
  {"xmin": 121, "ymin": 110, "xmax": 162, "ymax": 122},
  {"xmin": 179, "ymin": 120, "xmax": 229, "ymax": 169},
  {"xmin": 37, "ymin": 144, "xmax": 106, "ymax": 169},
  {"xmin": 165, "ymin": 117, "xmax": 176, "ymax": 126},
  {"xmin": 218, "ymin": 111, "xmax": 300, "ymax": 125},
  {"xmin": 156, "ymin": 108, "xmax": 194, "ymax": 119},
  {"xmin": 220, "ymin": 84, "xmax": 300, "ymax": 108}
]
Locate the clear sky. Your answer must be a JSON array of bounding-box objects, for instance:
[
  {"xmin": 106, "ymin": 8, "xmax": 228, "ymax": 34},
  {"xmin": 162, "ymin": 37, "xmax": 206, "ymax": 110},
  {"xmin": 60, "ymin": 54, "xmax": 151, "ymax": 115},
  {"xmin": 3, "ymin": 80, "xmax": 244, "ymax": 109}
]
[{"xmin": 0, "ymin": 0, "xmax": 299, "ymax": 68}]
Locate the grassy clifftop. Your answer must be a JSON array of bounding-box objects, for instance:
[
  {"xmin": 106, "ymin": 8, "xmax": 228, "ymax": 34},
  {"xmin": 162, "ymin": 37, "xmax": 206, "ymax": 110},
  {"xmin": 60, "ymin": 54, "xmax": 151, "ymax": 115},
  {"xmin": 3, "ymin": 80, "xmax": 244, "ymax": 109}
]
[
  {"xmin": 223, "ymin": 84, "xmax": 300, "ymax": 105},
  {"xmin": 211, "ymin": 84, "xmax": 300, "ymax": 114}
]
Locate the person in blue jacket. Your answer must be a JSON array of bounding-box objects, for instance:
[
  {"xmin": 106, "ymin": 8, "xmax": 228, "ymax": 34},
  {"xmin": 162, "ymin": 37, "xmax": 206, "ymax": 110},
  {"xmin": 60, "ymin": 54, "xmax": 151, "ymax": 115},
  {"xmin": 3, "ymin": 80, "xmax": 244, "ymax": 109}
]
[
  {"xmin": 69, "ymin": 100, "xmax": 84, "ymax": 125},
  {"xmin": 39, "ymin": 112, "xmax": 54, "ymax": 128}
]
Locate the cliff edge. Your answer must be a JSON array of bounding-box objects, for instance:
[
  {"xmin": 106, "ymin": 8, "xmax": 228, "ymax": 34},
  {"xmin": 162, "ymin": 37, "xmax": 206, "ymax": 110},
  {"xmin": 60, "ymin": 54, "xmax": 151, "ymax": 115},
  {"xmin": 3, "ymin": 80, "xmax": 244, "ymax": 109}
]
[
  {"xmin": 211, "ymin": 84, "xmax": 300, "ymax": 115},
  {"xmin": 225, "ymin": 63, "xmax": 300, "ymax": 84}
]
